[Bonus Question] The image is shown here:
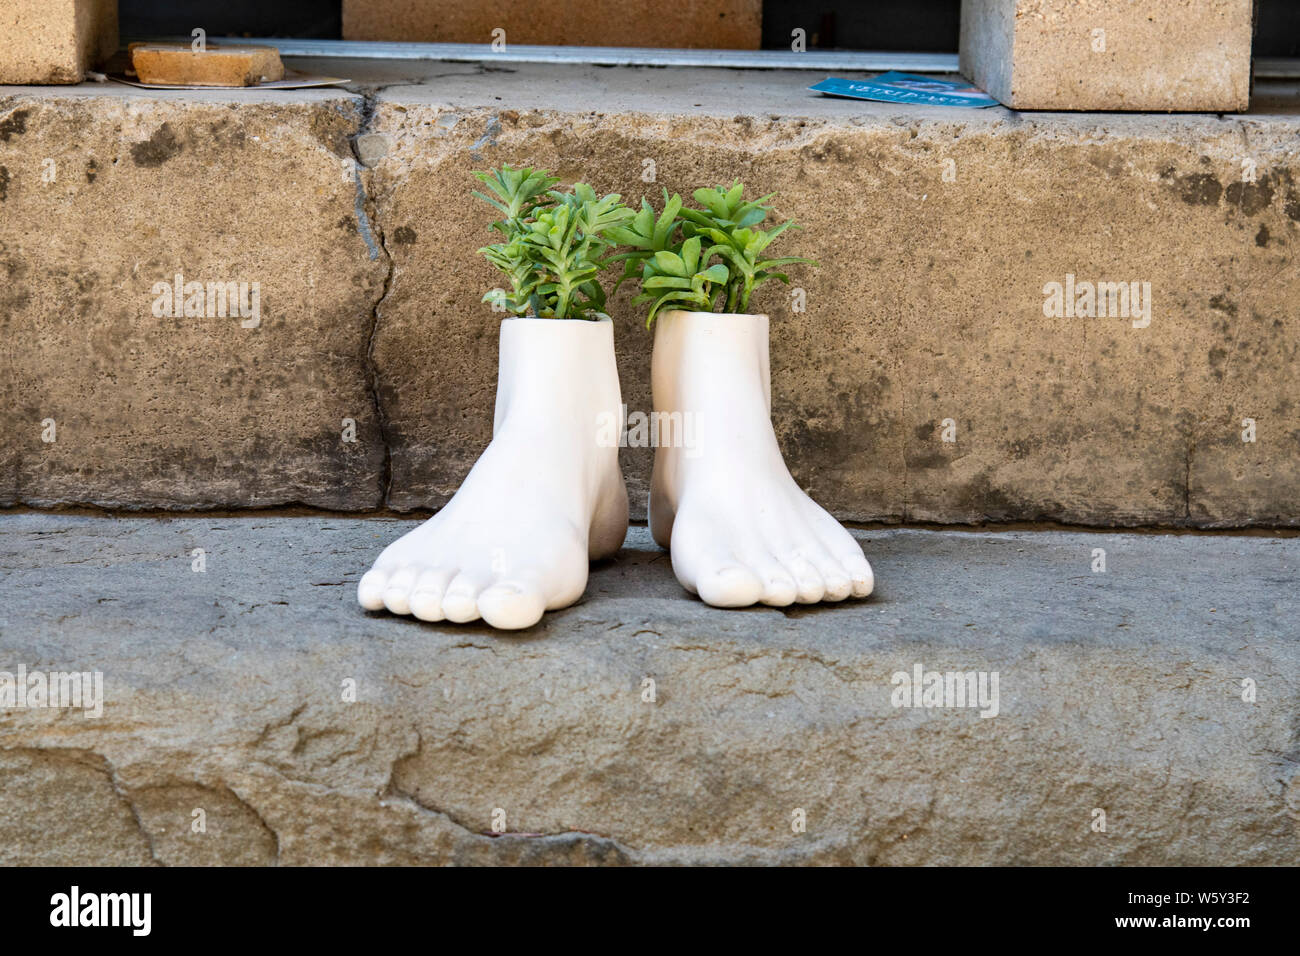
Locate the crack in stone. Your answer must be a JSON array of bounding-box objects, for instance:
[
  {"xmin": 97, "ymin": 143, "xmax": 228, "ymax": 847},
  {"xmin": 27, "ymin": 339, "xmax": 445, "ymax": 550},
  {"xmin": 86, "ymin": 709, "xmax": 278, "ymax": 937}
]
[
  {"xmin": 26, "ymin": 746, "xmax": 163, "ymax": 866},
  {"xmin": 224, "ymin": 782, "xmax": 282, "ymax": 866},
  {"xmin": 103, "ymin": 764, "xmax": 157, "ymax": 864},
  {"xmin": 382, "ymin": 784, "xmax": 635, "ymax": 856},
  {"xmin": 253, "ymin": 703, "xmax": 308, "ymax": 750},
  {"xmin": 382, "ymin": 730, "xmax": 633, "ymax": 852},
  {"xmin": 469, "ymin": 114, "xmax": 502, "ymax": 160},
  {"xmin": 354, "ymin": 87, "xmax": 399, "ymax": 509}
]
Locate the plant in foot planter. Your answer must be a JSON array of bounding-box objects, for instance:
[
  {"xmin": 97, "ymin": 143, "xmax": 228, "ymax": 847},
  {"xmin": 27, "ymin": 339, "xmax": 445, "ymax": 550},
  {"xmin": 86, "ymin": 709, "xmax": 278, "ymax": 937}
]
[
  {"xmin": 628, "ymin": 184, "xmax": 873, "ymax": 613},
  {"xmin": 615, "ymin": 181, "xmax": 817, "ymax": 326},
  {"xmin": 358, "ymin": 167, "xmax": 633, "ymax": 631},
  {"xmin": 608, "ymin": 190, "xmax": 683, "ymax": 285},
  {"xmin": 473, "ymin": 165, "xmax": 633, "ymax": 320}
]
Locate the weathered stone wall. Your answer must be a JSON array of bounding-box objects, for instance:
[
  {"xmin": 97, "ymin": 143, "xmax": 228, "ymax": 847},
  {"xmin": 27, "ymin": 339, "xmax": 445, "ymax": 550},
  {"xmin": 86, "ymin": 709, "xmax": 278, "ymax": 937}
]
[
  {"xmin": 1, "ymin": 67, "xmax": 1298, "ymax": 525},
  {"xmin": 364, "ymin": 67, "xmax": 1300, "ymax": 526},
  {"xmin": 0, "ymin": 88, "xmax": 388, "ymax": 510}
]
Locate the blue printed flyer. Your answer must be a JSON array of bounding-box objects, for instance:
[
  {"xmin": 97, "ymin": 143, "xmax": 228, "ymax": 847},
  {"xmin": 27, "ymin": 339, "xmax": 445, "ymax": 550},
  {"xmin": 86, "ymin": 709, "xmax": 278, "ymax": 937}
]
[{"xmin": 811, "ymin": 72, "xmax": 998, "ymax": 108}]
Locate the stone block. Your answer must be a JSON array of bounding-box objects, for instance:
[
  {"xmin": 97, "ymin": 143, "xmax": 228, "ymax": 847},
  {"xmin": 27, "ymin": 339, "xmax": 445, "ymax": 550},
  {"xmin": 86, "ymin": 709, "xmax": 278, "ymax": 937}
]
[
  {"xmin": 0, "ymin": 0, "xmax": 118, "ymax": 85},
  {"xmin": 959, "ymin": 0, "xmax": 1254, "ymax": 111},
  {"xmin": 0, "ymin": 86, "xmax": 389, "ymax": 509}
]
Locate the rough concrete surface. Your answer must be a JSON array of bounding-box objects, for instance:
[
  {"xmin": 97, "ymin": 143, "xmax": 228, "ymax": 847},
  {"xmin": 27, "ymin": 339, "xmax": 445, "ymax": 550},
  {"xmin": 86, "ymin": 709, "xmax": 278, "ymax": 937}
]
[
  {"xmin": 0, "ymin": 514, "xmax": 1296, "ymax": 865},
  {"xmin": 0, "ymin": 0, "xmax": 117, "ymax": 85},
  {"xmin": 1, "ymin": 64, "xmax": 1298, "ymax": 526},
  {"xmin": 341, "ymin": 0, "xmax": 763, "ymax": 50},
  {"xmin": 960, "ymin": 0, "xmax": 1254, "ymax": 112}
]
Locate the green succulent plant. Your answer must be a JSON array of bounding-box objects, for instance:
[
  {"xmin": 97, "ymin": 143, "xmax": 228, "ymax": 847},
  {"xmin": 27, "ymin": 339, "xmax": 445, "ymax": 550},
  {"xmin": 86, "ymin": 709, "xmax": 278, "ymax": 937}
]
[
  {"xmin": 613, "ymin": 181, "xmax": 817, "ymax": 327},
  {"xmin": 473, "ymin": 164, "xmax": 559, "ymax": 233},
  {"xmin": 473, "ymin": 165, "xmax": 633, "ymax": 320}
]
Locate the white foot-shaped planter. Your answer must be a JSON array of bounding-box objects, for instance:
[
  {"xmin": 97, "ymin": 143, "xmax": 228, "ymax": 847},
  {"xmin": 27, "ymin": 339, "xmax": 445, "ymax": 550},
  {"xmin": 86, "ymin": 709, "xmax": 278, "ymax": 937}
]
[
  {"xmin": 649, "ymin": 310, "xmax": 874, "ymax": 608},
  {"xmin": 358, "ymin": 317, "xmax": 628, "ymax": 629}
]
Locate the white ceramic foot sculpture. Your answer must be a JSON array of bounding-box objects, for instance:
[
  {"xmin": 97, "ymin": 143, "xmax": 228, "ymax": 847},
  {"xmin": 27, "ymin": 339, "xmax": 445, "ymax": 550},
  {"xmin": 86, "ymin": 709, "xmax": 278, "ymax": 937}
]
[
  {"xmin": 649, "ymin": 310, "xmax": 874, "ymax": 608},
  {"xmin": 358, "ymin": 317, "xmax": 628, "ymax": 629}
]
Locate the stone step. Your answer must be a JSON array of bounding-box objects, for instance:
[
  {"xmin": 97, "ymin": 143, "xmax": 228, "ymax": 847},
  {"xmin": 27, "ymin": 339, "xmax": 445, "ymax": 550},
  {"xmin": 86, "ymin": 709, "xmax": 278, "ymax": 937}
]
[
  {"xmin": 0, "ymin": 515, "xmax": 1295, "ymax": 864},
  {"xmin": 1, "ymin": 61, "xmax": 1298, "ymax": 526}
]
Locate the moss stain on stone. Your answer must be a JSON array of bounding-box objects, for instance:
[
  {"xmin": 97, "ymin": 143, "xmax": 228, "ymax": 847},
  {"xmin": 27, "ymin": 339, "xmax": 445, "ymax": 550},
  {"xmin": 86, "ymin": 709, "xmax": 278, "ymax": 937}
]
[
  {"xmin": 130, "ymin": 123, "xmax": 183, "ymax": 168},
  {"xmin": 309, "ymin": 106, "xmax": 355, "ymax": 158},
  {"xmin": 0, "ymin": 108, "xmax": 28, "ymax": 142},
  {"xmin": 1285, "ymin": 189, "xmax": 1300, "ymax": 222},
  {"xmin": 1174, "ymin": 172, "xmax": 1222, "ymax": 206},
  {"xmin": 1209, "ymin": 294, "xmax": 1238, "ymax": 317},
  {"xmin": 1224, "ymin": 174, "xmax": 1275, "ymax": 216}
]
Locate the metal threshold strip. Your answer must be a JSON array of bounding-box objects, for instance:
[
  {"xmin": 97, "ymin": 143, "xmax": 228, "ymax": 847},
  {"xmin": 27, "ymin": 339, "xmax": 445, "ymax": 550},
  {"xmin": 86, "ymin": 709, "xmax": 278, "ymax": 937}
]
[
  {"xmin": 126, "ymin": 38, "xmax": 961, "ymax": 73},
  {"xmin": 125, "ymin": 38, "xmax": 1300, "ymax": 78}
]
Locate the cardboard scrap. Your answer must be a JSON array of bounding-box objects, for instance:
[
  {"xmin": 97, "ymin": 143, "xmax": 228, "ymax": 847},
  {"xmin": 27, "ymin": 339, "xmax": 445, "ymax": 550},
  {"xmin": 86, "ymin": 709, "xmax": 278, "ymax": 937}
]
[{"xmin": 108, "ymin": 70, "xmax": 349, "ymax": 91}]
